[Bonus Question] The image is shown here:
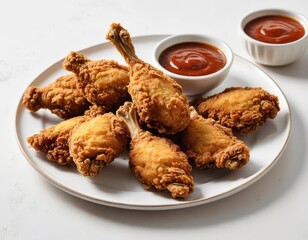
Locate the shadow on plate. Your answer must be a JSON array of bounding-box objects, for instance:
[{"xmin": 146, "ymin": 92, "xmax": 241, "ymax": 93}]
[{"xmin": 262, "ymin": 53, "xmax": 308, "ymax": 79}]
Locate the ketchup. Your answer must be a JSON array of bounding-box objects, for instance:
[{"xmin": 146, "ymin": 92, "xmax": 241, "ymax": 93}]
[
  {"xmin": 158, "ymin": 42, "xmax": 226, "ymax": 77},
  {"xmin": 244, "ymin": 15, "xmax": 305, "ymax": 44}
]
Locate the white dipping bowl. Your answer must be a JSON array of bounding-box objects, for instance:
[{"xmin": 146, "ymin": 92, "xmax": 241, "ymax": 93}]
[
  {"xmin": 239, "ymin": 9, "xmax": 308, "ymax": 66},
  {"xmin": 153, "ymin": 34, "xmax": 233, "ymax": 96}
]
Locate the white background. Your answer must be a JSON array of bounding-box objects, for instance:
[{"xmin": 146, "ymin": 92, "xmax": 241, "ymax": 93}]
[{"xmin": 1, "ymin": 0, "xmax": 308, "ymax": 239}]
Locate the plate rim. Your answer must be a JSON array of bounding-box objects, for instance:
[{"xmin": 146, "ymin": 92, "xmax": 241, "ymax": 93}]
[{"xmin": 15, "ymin": 34, "xmax": 292, "ymax": 210}]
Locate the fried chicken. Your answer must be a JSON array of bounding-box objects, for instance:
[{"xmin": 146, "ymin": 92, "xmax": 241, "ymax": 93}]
[
  {"xmin": 22, "ymin": 74, "xmax": 91, "ymax": 119},
  {"xmin": 27, "ymin": 116, "xmax": 85, "ymax": 166},
  {"xmin": 107, "ymin": 23, "xmax": 190, "ymax": 135},
  {"xmin": 179, "ymin": 107, "xmax": 250, "ymax": 170},
  {"xmin": 116, "ymin": 102, "xmax": 194, "ymax": 198},
  {"xmin": 69, "ymin": 112, "xmax": 128, "ymax": 176},
  {"xmin": 194, "ymin": 87, "xmax": 280, "ymax": 134},
  {"xmin": 27, "ymin": 105, "xmax": 106, "ymax": 166},
  {"xmin": 63, "ymin": 51, "xmax": 131, "ymax": 111}
]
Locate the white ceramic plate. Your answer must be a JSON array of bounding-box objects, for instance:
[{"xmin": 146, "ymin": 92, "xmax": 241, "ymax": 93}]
[{"xmin": 15, "ymin": 35, "xmax": 291, "ymax": 210}]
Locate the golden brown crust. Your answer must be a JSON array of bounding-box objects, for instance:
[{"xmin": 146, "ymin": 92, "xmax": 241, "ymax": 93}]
[
  {"xmin": 116, "ymin": 102, "xmax": 194, "ymax": 198},
  {"xmin": 27, "ymin": 116, "xmax": 86, "ymax": 165},
  {"xmin": 63, "ymin": 51, "xmax": 131, "ymax": 111},
  {"xmin": 22, "ymin": 74, "xmax": 91, "ymax": 119},
  {"xmin": 128, "ymin": 62, "xmax": 190, "ymax": 134},
  {"xmin": 194, "ymin": 87, "xmax": 280, "ymax": 134},
  {"xmin": 69, "ymin": 113, "xmax": 128, "ymax": 176},
  {"xmin": 180, "ymin": 115, "xmax": 250, "ymax": 170},
  {"xmin": 129, "ymin": 133, "xmax": 194, "ymax": 198},
  {"xmin": 27, "ymin": 105, "xmax": 106, "ymax": 166},
  {"xmin": 107, "ymin": 23, "xmax": 190, "ymax": 135}
]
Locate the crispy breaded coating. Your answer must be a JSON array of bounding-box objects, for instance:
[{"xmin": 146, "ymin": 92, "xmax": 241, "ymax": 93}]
[
  {"xmin": 69, "ymin": 113, "xmax": 128, "ymax": 176},
  {"xmin": 180, "ymin": 108, "xmax": 250, "ymax": 170},
  {"xmin": 63, "ymin": 51, "xmax": 130, "ymax": 111},
  {"xmin": 27, "ymin": 116, "xmax": 85, "ymax": 165},
  {"xmin": 27, "ymin": 105, "xmax": 106, "ymax": 166},
  {"xmin": 130, "ymin": 133, "xmax": 194, "ymax": 198},
  {"xmin": 117, "ymin": 102, "xmax": 194, "ymax": 198},
  {"xmin": 22, "ymin": 74, "xmax": 91, "ymax": 119},
  {"xmin": 194, "ymin": 87, "xmax": 280, "ymax": 134},
  {"xmin": 107, "ymin": 23, "xmax": 190, "ymax": 135}
]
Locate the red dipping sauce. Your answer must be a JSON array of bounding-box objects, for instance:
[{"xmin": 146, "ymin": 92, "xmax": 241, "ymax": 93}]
[
  {"xmin": 244, "ymin": 15, "xmax": 305, "ymax": 44},
  {"xmin": 158, "ymin": 42, "xmax": 226, "ymax": 77}
]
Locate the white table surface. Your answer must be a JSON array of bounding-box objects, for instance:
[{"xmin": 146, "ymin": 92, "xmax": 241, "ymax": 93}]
[{"xmin": 1, "ymin": 0, "xmax": 308, "ymax": 239}]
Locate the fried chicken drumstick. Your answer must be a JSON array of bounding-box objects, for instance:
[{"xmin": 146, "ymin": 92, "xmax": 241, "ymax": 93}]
[
  {"xmin": 116, "ymin": 102, "xmax": 194, "ymax": 198},
  {"xmin": 194, "ymin": 87, "xmax": 280, "ymax": 134},
  {"xmin": 107, "ymin": 23, "xmax": 190, "ymax": 135},
  {"xmin": 179, "ymin": 107, "xmax": 250, "ymax": 170},
  {"xmin": 22, "ymin": 74, "xmax": 91, "ymax": 119},
  {"xmin": 63, "ymin": 51, "xmax": 131, "ymax": 111},
  {"xmin": 69, "ymin": 112, "xmax": 128, "ymax": 176}
]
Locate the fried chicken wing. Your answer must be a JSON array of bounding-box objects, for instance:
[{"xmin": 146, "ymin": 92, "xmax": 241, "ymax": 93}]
[
  {"xmin": 107, "ymin": 23, "xmax": 190, "ymax": 135},
  {"xmin": 180, "ymin": 107, "xmax": 250, "ymax": 170},
  {"xmin": 69, "ymin": 112, "xmax": 128, "ymax": 176},
  {"xmin": 194, "ymin": 87, "xmax": 280, "ymax": 134},
  {"xmin": 63, "ymin": 51, "xmax": 130, "ymax": 111},
  {"xmin": 117, "ymin": 102, "xmax": 193, "ymax": 198},
  {"xmin": 27, "ymin": 105, "xmax": 106, "ymax": 166},
  {"xmin": 22, "ymin": 74, "xmax": 91, "ymax": 119},
  {"xmin": 27, "ymin": 116, "xmax": 85, "ymax": 165}
]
